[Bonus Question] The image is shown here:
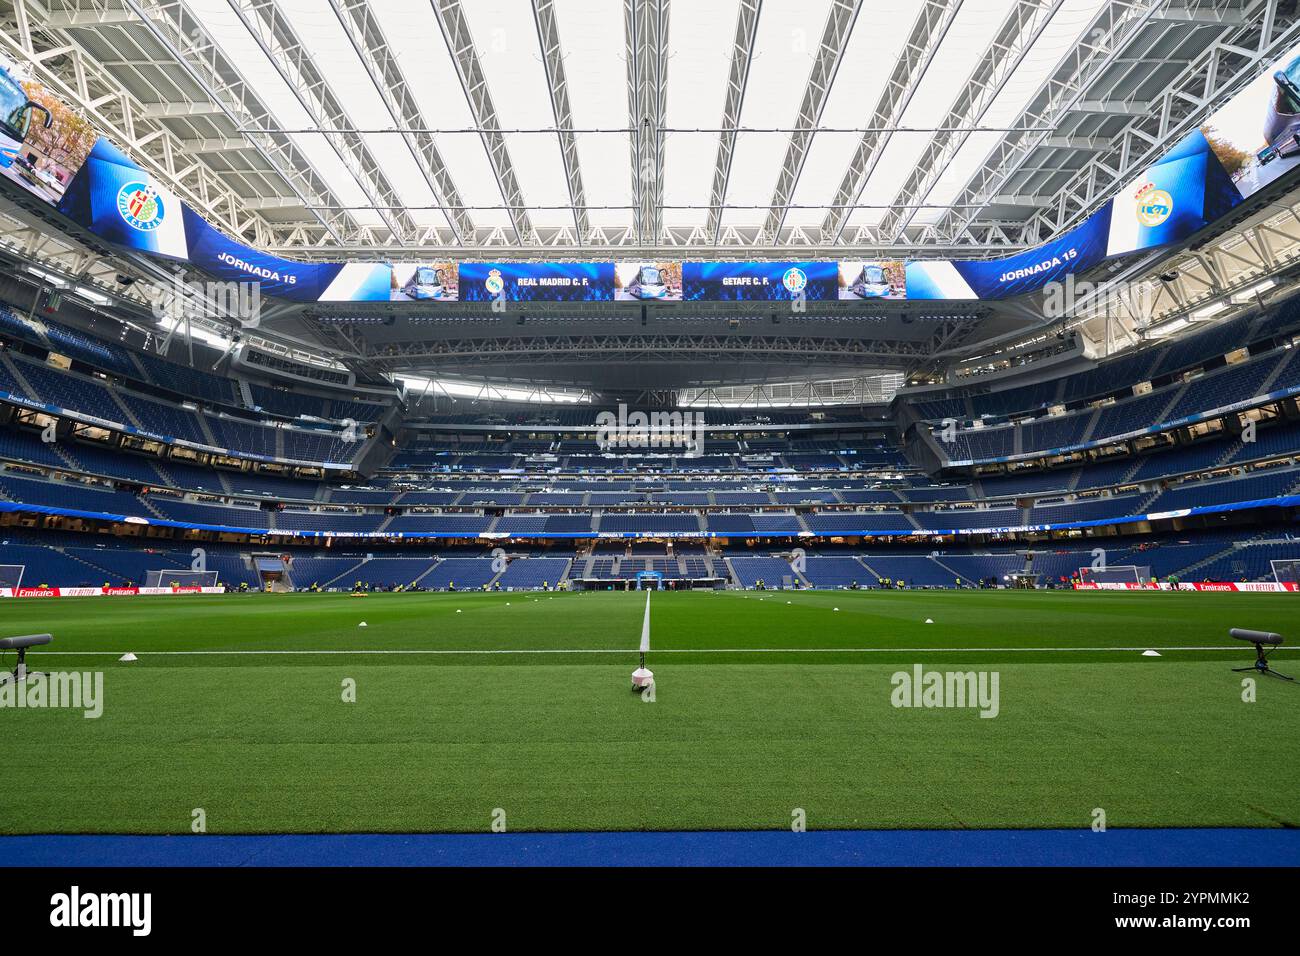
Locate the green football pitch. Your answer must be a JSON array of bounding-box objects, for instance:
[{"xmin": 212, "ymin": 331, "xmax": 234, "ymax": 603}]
[{"xmin": 1, "ymin": 589, "xmax": 1297, "ymax": 834}]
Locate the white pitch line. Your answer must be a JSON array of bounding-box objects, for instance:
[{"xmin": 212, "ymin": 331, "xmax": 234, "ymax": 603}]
[
  {"xmin": 27, "ymin": 646, "xmax": 1300, "ymax": 656},
  {"xmin": 640, "ymin": 590, "xmax": 651, "ymax": 654}
]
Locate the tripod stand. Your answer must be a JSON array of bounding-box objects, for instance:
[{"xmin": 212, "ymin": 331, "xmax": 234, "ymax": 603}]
[
  {"xmin": 0, "ymin": 640, "xmax": 50, "ymax": 685},
  {"xmin": 1232, "ymin": 640, "xmax": 1294, "ymax": 682}
]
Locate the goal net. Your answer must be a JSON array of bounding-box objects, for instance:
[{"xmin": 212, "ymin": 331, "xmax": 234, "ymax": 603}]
[
  {"xmin": 0, "ymin": 564, "xmax": 24, "ymax": 589},
  {"xmin": 1270, "ymin": 559, "xmax": 1300, "ymax": 585},
  {"xmin": 145, "ymin": 569, "xmax": 219, "ymax": 588},
  {"xmin": 1077, "ymin": 564, "xmax": 1151, "ymax": 585}
]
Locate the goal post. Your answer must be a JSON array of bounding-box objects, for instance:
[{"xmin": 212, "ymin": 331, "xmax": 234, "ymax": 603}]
[
  {"xmin": 1077, "ymin": 564, "xmax": 1151, "ymax": 585},
  {"xmin": 144, "ymin": 569, "xmax": 219, "ymax": 588},
  {"xmin": 1270, "ymin": 559, "xmax": 1300, "ymax": 585},
  {"xmin": 0, "ymin": 565, "xmax": 24, "ymax": 590}
]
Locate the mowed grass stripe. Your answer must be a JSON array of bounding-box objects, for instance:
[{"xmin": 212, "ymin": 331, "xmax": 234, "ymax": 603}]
[
  {"xmin": 1, "ymin": 590, "xmax": 1296, "ymax": 660},
  {"xmin": 0, "ymin": 661, "xmax": 1296, "ymax": 833}
]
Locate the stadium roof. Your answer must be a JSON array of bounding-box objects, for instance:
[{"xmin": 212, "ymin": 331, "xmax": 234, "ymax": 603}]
[
  {"xmin": 2, "ymin": 0, "xmax": 1296, "ymax": 398},
  {"xmin": 7, "ymin": 0, "xmax": 1276, "ymax": 257}
]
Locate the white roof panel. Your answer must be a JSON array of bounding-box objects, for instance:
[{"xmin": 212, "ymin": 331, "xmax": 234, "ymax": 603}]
[
  {"xmin": 552, "ymin": 0, "xmax": 635, "ymax": 229},
  {"xmin": 721, "ymin": 0, "xmax": 834, "ymax": 228},
  {"xmin": 100, "ymin": 0, "xmax": 1217, "ymax": 253}
]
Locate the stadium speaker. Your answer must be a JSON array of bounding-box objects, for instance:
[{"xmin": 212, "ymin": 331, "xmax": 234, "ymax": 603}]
[{"xmin": 1229, "ymin": 628, "xmax": 1293, "ymax": 681}]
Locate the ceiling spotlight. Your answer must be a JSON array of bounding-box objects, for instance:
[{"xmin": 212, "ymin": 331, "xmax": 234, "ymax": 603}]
[{"xmin": 1158, "ymin": 270, "xmax": 1179, "ymax": 283}]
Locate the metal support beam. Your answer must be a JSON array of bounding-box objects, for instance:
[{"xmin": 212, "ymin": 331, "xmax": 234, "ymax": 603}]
[
  {"xmin": 226, "ymin": 0, "xmax": 419, "ymax": 245},
  {"xmin": 136, "ymin": 101, "xmax": 228, "ymax": 118},
  {"xmin": 3, "ymin": 0, "xmax": 280, "ymax": 245},
  {"xmin": 625, "ymin": 0, "xmax": 669, "ymax": 244},
  {"xmin": 432, "ymin": 0, "xmax": 535, "ymax": 243},
  {"xmin": 121, "ymin": 0, "xmax": 368, "ymax": 245},
  {"xmin": 933, "ymin": 0, "xmax": 1244, "ymax": 242},
  {"xmin": 876, "ymin": 0, "xmax": 1065, "ymax": 245},
  {"xmin": 329, "ymin": 0, "xmax": 475, "ymax": 245},
  {"xmin": 761, "ymin": 0, "xmax": 861, "ymax": 241},
  {"xmin": 1023, "ymin": 0, "xmax": 1299, "ymax": 242},
  {"xmin": 706, "ymin": 0, "xmax": 761, "ymax": 244},
  {"xmin": 531, "ymin": 0, "xmax": 589, "ymax": 243},
  {"xmin": 821, "ymin": 0, "xmax": 962, "ymax": 244}
]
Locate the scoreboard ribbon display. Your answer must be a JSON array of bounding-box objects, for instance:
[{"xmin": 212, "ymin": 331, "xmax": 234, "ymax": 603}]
[
  {"xmin": 58, "ymin": 139, "xmax": 390, "ymax": 303},
  {"xmin": 457, "ymin": 262, "xmax": 615, "ymax": 302},
  {"xmin": 27, "ymin": 37, "xmax": 1300, "ymax": 306},
  {"xmin": 907, "ymin": 127, "xmax": 1246, "ymax": 301},
  {"xmin": 682, "ymin": 261, "xmax": 838, "ymax": 302}
]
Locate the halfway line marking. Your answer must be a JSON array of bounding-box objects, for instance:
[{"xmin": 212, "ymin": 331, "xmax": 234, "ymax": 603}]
[
  {"xmin": 29, "ymin": 646, "xmax": 1300, "ymax": 656},
  {"xmin": 640, "ymin": 590, "xmax": 651, "ymax": 654}
]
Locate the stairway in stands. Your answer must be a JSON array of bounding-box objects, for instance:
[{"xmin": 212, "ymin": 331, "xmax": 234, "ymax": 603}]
[
  {"xmin": 850, "ymin": 557, "xmax": 876, "ymax": 582},
  {"xmin": 51, "ymin": 442, "xmax": 84, "ymax": 473},
  {"xmin": 928, "ymin": 556, "xmax": 975, "ymax": 586},
  {"xmin": 0, "ymin": 353, "xmax": 38, "ymax": 399},
  {"xmin": 59, "ymin": 548, "xmax": 123, "ymax": 584},
  {"xmin": 721, "ymin": 556, "xmax": 742, "ymax": 588}
]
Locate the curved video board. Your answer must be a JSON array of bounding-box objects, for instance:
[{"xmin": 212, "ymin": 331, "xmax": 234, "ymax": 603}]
[{"xmin": 15, "ymin": 39, "xmax": 1300, "ymax": 306}]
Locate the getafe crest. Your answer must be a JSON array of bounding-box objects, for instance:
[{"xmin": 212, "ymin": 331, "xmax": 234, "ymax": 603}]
[
  {"xmin": 781, "ymin": 266, "xmax": 807, "ymax": 294},
  {"xmin": 117, "ymin": 182, "xmax": 165, "ymax": 231}
]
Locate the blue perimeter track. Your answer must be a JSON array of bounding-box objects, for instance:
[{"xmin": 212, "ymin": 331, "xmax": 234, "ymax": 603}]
[{"xmin": 1, "ymin": 829, "xmax": 1297, "ymax": 866}]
